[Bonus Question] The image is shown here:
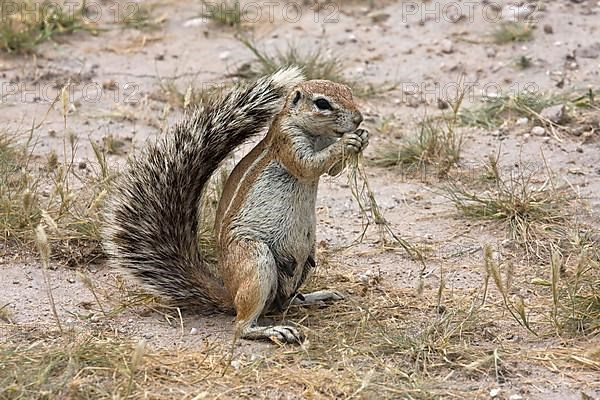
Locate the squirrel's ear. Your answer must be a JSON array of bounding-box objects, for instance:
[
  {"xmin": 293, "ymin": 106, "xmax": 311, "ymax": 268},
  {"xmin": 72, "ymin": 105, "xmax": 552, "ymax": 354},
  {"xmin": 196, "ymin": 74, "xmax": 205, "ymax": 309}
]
[{"xmin": 291, "ymin": 90, "xmax": 302, "ymax": 107}]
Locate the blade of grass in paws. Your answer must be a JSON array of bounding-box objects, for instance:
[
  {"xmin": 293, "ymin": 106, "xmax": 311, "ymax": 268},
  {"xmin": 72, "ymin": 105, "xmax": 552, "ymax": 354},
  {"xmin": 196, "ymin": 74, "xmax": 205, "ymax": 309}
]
[{"xmin": 347, "ymin": 154, "xmax": 426, "ymax": 270}]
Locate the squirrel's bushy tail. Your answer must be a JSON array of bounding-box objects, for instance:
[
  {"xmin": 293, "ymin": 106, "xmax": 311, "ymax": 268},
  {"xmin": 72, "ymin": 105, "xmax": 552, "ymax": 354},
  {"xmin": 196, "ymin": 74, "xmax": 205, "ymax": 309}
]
[{"xmin": 104, "ymin": 68, "xmax": 304, "ymax": 309}]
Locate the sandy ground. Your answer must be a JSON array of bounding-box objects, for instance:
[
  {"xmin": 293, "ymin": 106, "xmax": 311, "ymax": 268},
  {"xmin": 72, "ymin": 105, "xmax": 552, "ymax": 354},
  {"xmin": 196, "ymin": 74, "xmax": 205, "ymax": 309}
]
[{"xmin": 1, "ymin": 0, "xmax": 600, "ymax": 398}]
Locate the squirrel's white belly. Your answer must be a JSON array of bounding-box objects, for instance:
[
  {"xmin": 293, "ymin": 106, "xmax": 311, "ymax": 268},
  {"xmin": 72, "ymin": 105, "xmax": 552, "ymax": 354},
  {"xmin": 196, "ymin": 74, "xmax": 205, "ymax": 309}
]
[{"xmin": 232, "ymin": 161, "xmax": 318, "ymax": 278}]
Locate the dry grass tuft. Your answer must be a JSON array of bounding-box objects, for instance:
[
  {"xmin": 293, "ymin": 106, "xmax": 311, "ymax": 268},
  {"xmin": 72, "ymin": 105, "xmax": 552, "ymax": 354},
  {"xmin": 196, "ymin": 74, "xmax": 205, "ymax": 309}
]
[
  {"xmin": 234, "ymin": 37, "xmax": 397, "ymax": 97},
  {"xmin": 459, "ymin": 88, "xmax": 598, "ymax": 131},
  {"xmin": 235, "ymin": 37, "xmax": 349, "ymax": 85},
  {"xmin": 0, "ymin": 128, "xmax": 115, "ymax": 263},
  {"xmin": 551, "ymin": 249, "xmax": 600, "ymax": 333},
  {"xmin": 1, "ymin": 330, "xmax": 150, "ymax": 399},
  {"xmin": 444, "ymin": 153, "xmax": 577, "ymax": 259},
  {"xmin": 530, "ymin": 240, "xmax": 600, "ymax": 335},
  {"xmin": 370, "ymin": 84, "xmax": 466, "ymax": 176},
  {"xmin": 484, "ymin": 239, "xmax": 600, "ymax": 336},
  {"xmin": 369, "ymin": 117, "xmax": 462, "ymax": 176},
  {"xmin": 0, "ymin": 0, "xmax": 92, "ymax": 53},
  {"xmin": 492, "ymin": 21, "xmax": 533, "ymax": 44},
  {"xmin": 459, "ymin": 90, "xmax": 561, "ymax": 129},
  {"xmin": 482, "ymin": 244, "xmax": 535, "ymax": 334}
]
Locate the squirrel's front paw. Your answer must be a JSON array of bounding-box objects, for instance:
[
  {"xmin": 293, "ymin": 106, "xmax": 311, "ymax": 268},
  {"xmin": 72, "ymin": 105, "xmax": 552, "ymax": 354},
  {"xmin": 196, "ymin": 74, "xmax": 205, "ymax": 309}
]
[
  {"xmin": 342, "ymin": 129, "xmax": 369, "ymax": 154},
  {"xmin": 355, "ymin": 128, "xmax": 369, "ymax": 151}
]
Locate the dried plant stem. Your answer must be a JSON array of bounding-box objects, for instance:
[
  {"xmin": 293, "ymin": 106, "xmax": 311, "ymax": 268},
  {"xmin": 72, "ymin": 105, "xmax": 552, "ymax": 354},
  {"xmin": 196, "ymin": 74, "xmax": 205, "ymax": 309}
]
[
  {"xmin": 347, "ymin": 154, "xmax": 427, "ymax": 277},
  {"xmin": 126, "ymin": 339, "xmax": 146, "ymax": 397},
  {"xmin": 78, "ymin": 271, "xmax": 107, "ymax": 316},
  {"xmin": 483, "ymin": 244, "xmax": 536, "ymax": 335},
  {"xmin": 35, "ymin": 224, "xmax": 63, "ymax": 333}
]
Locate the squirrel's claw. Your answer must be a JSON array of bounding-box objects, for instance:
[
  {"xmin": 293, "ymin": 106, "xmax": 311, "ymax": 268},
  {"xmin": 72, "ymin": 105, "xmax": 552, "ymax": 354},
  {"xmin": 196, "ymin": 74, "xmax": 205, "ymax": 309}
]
[
  {"xmin": 355, "ymin": 128, "xmax": 369, "ymax": 151},
  {"xmin": 292, "ymin": 290, "xmax": 345, "ymax": 306},
  {"xmin": 343, "ymin": 129, "xmax": 369, "ymax": 154},
  {"xmin": 268, "ymin": 326, "xmax": 304, "ymax": 344},
  {"xmin": 241, "ymin": 324, "xmax": 305, "ymax": 344}
]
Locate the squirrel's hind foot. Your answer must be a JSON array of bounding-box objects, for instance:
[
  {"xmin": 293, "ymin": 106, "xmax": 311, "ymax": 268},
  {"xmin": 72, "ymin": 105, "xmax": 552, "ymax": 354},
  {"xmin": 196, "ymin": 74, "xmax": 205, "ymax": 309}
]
[
  {"xmin": 240, "ymin": 324, "xmax": 304, "ymax": 344},
  {"xmin": 292, "ymin": 290, "xmax": 344, "ymax": 306}
]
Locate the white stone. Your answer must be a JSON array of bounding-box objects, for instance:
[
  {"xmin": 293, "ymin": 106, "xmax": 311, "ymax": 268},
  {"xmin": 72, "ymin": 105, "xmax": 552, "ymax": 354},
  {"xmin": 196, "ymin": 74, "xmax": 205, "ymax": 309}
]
[
  {"xmin": 531, "ymin": 126, "xmax": 546, "ymax": 136},
  {"xmin": 516, "ymin": 117, "xmax": 529, "ymax": 125},
  {"xmin": 540, "ymin": 104, "xmax": 565, "ymax": 123},
  {"xmin": 441, "ymin": 39, "xmax": 454, "ymax": 54},
  {"xmin": 183, "ymin": 18, "xmax": 206, "ymax": 28}
]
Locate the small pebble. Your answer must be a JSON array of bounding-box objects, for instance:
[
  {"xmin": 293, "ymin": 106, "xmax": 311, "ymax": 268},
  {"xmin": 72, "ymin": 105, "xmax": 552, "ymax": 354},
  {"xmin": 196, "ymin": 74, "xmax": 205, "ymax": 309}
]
[
  {"xmin": 143, "ymin": 332, "xmax": 154, "ymax": 339},
  {"xmin": 509, "ymin": 395, "xmax": 523, "ymax": 400},
  {"xmin": 183, "ymin": 18, "xmax": 206, "ymax": 28},
  {"xmin": 571, "ymin": 127, "xmax": 585, "ymax": 136},
  {"xmin": 190, "ymin": 327, "xmax": 198, "ymax": 335},
  {"xmin": 531, "ymin": 126, "xmax": 546, "ymax": 136},
  {"xmin": 490, "ymin": 388, "xmax": 501, "ymax": 398},
  {"xmin": 540, "ymin": 104, "xmax": 566, "ymax": 123},
  {"xmin": 441, "ymin": 39, "xmax": 454, "ymax": 54},
  {"xmin": 67, "ymin": 277, "xmax": 76, "ymax": 284},
  {"xmin": 515, "ymin": 117, "xmax": 528, "ymax": 125},
  {"xmin": 576, "ymin": 146, "xmax": 583, "ymax": 153},
  {"xmin": 543, "ymin": 24, "xmax": 554, "ymax": 34}
]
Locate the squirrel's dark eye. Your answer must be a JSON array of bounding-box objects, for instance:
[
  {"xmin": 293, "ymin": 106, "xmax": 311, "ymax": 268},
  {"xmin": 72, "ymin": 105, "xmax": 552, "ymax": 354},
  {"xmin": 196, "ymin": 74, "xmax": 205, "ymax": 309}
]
[{"xmin": 314, "ymin": 98, "xmax": 333, "ymax": 111}]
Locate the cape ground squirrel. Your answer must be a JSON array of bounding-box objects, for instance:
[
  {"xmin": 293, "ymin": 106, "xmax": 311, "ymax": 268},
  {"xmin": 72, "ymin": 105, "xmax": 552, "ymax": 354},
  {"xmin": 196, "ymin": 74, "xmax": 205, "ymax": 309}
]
[{"xmin": 104, "ymin": 67, "xmax": 369, "ymax": 343}]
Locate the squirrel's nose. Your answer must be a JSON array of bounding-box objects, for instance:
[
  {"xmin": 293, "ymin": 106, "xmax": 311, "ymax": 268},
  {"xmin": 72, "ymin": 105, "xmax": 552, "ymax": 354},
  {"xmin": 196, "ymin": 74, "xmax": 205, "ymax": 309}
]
[{"xmin": 353, "ymin": 113, "xmax": 363, "ymax": 125}]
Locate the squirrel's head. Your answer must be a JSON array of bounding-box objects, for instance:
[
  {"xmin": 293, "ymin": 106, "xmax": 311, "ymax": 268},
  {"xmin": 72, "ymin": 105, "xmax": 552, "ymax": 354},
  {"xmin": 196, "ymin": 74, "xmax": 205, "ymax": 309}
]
[{"xmin": 281, "ymin": 80, "xmax": 363, "ymax": 137}]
